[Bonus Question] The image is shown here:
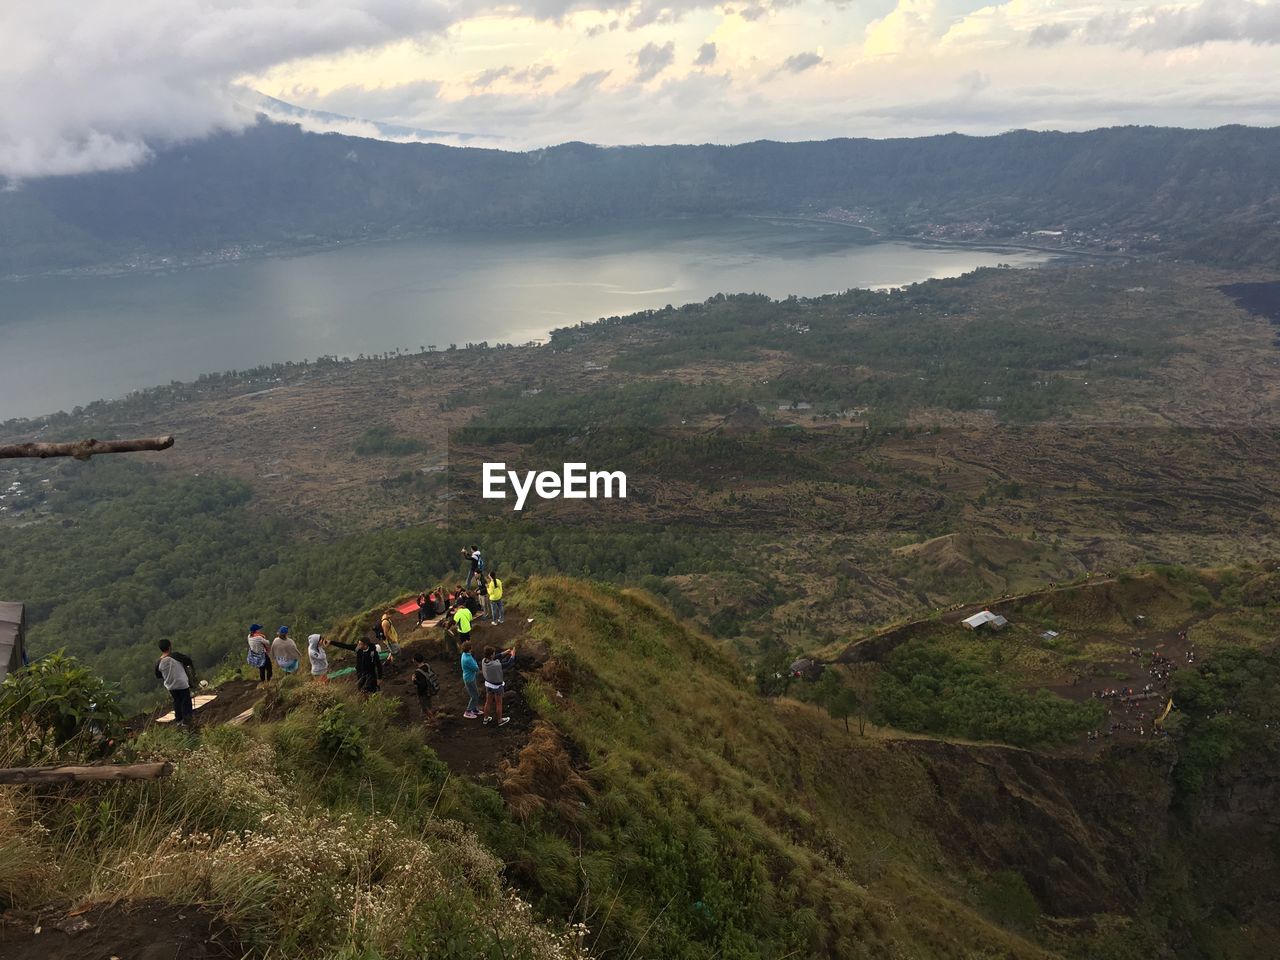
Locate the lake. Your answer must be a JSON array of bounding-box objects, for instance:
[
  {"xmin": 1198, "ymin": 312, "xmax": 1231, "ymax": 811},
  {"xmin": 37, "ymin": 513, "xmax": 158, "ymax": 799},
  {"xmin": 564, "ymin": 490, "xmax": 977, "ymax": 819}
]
[{"xmin": 0, "ymin": 218, "xmax": 1061, "ymax": 420}]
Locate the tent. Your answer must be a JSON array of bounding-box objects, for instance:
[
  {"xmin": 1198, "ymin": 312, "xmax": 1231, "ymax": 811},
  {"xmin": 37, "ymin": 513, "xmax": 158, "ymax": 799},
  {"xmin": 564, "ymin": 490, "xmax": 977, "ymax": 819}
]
[
  {"xmin": 0, "ymin": 601, "xmax": 27, "ymax": 684},
  {"xmin": 961, "ymin": 610, "xmax": 1009, "ymax": 631}
]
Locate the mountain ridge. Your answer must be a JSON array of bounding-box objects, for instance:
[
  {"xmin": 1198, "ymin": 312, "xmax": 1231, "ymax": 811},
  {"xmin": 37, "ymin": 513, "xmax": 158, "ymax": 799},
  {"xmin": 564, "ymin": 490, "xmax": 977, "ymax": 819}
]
[{"xmin": 2, "ymin": 120, "xmax": 1278, "ymax": 277}]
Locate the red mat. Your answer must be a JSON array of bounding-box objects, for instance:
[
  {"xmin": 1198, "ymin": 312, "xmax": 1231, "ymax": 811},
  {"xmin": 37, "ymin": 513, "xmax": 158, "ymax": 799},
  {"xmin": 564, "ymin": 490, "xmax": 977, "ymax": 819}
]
[{"xmin": 394, "ymin": 599, "xmax": 420, "ymax": 615}]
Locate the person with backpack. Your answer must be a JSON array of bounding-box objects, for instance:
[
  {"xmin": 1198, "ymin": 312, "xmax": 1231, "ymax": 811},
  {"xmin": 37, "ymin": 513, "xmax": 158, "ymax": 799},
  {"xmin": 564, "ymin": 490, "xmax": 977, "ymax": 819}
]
[
  {"xmin": 459, "ymin": 640, "xmax": 481, "ymax": 719},
  {"xmin": 379, "ymin": 610, "xmax": 400, "ymax": 663},
  {"xmin": 272, "ymin": 626, "xmax": 301, "ymax": 674},
  {"xmin": 480, "ymin": 645, "xmax": 510, "ymax": 727},
  {"xmin": 463, "ymin": 545, "xmax": 484, "ymax": 589},
  {"xmin": 487, "ymin": 572, "xmax": 505, "ymax": 625},
  {"xmin": 308, "ymin": 633, "xmax": 330, "ymax": 683},
  {"xmin": 411, "ymin": 652, "xmax": 440, "ymax": 721},
  {"xmin": 155, "ymin": 639, "xmax": 195, "ymax": 726},
  {"xmin": 246, "ymin": 624, "xmax": 272, "ymax": 682}
]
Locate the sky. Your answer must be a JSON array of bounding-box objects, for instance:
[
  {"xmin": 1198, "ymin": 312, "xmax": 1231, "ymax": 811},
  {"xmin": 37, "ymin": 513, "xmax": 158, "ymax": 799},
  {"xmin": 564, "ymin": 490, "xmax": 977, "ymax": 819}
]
[{"xmin": 2, "ymin": 0, "xmax": 1280, "ymax": 179}]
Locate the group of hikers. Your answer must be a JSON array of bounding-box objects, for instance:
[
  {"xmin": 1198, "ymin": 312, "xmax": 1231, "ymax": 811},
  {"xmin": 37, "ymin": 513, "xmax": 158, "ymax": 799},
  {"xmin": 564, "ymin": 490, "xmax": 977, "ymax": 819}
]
[
  {"xmin": 1087, "ymin": 639, "xmax": 1194, "ymax": 741},
  {"xmin": 154, "ymin": 544, "xmax": 514, "ymax": 728}
]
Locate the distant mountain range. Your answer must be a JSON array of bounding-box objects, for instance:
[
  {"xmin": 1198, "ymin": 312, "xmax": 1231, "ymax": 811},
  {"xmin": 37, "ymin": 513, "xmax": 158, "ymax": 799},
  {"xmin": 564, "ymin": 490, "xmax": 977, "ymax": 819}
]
[{"xmin": 2, "ymin": 120, "xmax": 1278, "ymax": 276}]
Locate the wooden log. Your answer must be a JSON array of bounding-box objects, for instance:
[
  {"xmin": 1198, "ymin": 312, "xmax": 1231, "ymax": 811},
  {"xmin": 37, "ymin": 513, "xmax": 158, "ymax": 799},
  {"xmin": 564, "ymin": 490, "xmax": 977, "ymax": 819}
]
[
  {"xmin": 0, "ymin": 761, "xmax": 173, "ymax": 784},
  {"xmin": 0, "ymin": 436, "xmax": 174, "ymax": 461}
]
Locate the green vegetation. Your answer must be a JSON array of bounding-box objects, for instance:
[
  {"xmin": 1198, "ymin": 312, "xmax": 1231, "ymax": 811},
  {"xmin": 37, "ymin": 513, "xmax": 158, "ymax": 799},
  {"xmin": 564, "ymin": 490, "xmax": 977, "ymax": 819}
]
[
  {"xmin": 1170, "ymin": 645, "xmax": 1280, "ymax": 802},
  {"xmin": 873, "ymin": 638, "xmax": 1103, "ymax": 747},
  {"xmin": 0, "ymin": 459, "xmax": 732, "ymax": 713},
  {"xmin": 0, "ymin": 677, "xmax": 585, "ymax": 959},
  {"xmin": 355, "ymin": 425, "xmax": 426, "ymax": 456}
]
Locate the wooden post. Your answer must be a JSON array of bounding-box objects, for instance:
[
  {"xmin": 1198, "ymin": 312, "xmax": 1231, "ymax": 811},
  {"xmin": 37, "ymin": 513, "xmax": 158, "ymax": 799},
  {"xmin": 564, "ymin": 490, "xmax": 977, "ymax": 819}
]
[
  {"xmin": 0, "ymin": 762, "xmax": 173, "ymax": 784},
  {"xmin": 0, "ymin": 436, "xmax": 175, "ymax": 461}
]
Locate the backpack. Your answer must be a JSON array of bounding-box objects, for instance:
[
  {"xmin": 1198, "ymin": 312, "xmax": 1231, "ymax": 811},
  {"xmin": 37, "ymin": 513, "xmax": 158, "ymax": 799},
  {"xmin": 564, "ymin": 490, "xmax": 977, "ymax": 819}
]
[
  {"xmin": 373, "ymin": 623, "xmax": 386, "ymax": 642},
  {"xmin": 476, "ymin": 553, "xmax": 486, "ymax": 572},
  {"xmin": 415, "ymin": 665, "xmax": 440, "ymax": 695}
]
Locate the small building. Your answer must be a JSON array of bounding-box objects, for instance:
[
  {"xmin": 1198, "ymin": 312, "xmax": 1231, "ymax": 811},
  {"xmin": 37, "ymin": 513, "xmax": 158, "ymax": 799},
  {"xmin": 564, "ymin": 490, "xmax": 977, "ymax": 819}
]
[
  {"xmin": 0, "ymin": 601, "xmax": 27, "ymax": 684},
  {"xmin": 962, "ymin": 610, "xmax": 1009, "ymax": 632}
]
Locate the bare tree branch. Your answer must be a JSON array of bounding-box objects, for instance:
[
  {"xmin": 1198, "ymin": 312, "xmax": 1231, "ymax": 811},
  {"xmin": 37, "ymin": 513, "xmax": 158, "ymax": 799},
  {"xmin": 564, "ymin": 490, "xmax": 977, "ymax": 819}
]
[
  {"xmin": 0, "ymin": 762, "xmax": 173, "ymax": 784},
  {"xmin": 0, "ymin": 436, "xmax": 174, "ymax": 461}
]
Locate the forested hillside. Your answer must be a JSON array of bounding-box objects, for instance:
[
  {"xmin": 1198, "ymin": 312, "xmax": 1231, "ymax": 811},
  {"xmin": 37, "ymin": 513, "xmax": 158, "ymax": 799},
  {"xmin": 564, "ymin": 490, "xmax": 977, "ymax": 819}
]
[{"xmin": 3, "ymin": 121, "xmax": 1278, "ymax": 275}]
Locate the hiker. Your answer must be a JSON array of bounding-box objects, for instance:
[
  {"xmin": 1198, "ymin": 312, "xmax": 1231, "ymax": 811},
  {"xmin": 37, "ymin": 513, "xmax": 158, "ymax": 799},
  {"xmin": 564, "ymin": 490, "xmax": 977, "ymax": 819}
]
[
  {"xmin": 487, "ymin": 572, "xmax": 505, "ymax": 625},
  {"xmin": 155, "ymin": 639, "xmax": 195, "ymax": 726},
  {"xmin": 272, "ymin": 626, "xmax": 301, "ymax": 674},
  {"xmin": 379, "ymin": 610, "xmax": 401, "ymax": 662},
  {"xmin": 411, "ymin": 653, "xmax": 440, "ymax": 721},
  {"xmin": 247, "ymin": 624, "xmax": 272, "ymax": 682},
  {"xmin": 430, "ymin": 588, "xmax": 447, "ymax": 616},
  {"xmin": 308, "ymin": 633, "xmax": 330, "ymax": 683},
  {"xmin": 416, "ymin": 592, "xmax": 430, "ymax": 626},
  {"xmin": 476, "ymin": 575, "xmax": 491, "ymax": 621},
  {"xmin": 463, "ymin": 545, "xmax": 484, "ymax": 589},
  {"xmin": 453, "ymin": 600, "xmax": 474, "ymax": 653},
  {"xmin": 330, "ymin": 635, "xmax": 383, "ymax": 694},
  {"xmin": 460, "ymin": 640, "xmax": 481, "ymax": 718},
  {"xmin": 481, "ymin": 645, "xmax": 511, "ymax": 727}
]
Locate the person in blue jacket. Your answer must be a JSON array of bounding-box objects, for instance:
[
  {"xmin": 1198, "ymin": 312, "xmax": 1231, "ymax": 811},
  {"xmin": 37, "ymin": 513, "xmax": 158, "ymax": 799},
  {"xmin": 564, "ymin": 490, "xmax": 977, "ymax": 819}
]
[{"xmin": 460, "ymin": 640, "xmax": 481, "ymax": 719}]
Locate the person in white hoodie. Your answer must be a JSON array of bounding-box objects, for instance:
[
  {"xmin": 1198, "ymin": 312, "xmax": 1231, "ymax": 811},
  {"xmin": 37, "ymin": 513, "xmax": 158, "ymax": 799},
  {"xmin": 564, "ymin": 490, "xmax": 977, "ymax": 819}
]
[{"xmin": 308, "ymin": 633, "xmax": 330, "ymax": 683}]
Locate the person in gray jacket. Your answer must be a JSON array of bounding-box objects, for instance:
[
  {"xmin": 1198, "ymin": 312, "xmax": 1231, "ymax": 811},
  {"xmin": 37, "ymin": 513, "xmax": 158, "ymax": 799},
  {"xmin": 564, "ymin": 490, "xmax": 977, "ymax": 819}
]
[
  {"xmin": 155, "ymin": 638, "xmax": 194, "ymax": 726},
  {"xmin": 480, "ymin": 646, "xmax": 510, "ymax": 727}
]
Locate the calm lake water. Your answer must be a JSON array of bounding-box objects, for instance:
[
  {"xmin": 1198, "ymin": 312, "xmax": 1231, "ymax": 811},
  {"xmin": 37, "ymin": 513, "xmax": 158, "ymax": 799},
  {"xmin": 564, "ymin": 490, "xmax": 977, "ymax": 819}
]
[{"xmin": 0, "ymin": 218, "xmax": 1059, "ymax": 420}]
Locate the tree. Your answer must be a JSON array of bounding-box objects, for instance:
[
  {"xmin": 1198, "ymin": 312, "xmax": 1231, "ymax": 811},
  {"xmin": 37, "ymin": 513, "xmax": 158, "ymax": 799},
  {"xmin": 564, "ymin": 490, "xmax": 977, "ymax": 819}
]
[{"xmin": 846, "ymin": 664, "xmax": 877, "ymax": 736}]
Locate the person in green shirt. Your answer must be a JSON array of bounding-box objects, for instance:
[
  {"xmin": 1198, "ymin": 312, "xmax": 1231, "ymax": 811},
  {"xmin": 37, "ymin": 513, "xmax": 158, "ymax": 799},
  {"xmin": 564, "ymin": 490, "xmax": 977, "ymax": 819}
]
[{"xmin": 451, "ymin": 603, "xmax": 473, "ymax": 657}]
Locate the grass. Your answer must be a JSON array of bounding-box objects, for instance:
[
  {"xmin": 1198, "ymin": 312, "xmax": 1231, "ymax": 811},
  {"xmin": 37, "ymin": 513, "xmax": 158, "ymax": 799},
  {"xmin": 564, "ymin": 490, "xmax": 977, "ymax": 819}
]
[{"xmin": 0, "ymin": 678, "xmax": 585, "ymax": 960}]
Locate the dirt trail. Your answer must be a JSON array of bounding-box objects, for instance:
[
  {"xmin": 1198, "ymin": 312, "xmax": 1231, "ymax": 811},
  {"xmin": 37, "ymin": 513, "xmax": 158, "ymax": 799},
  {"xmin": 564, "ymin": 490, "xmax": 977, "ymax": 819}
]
[
  {"xmin": 372, "ymin": 606, "xmax": 548, "ymax": 781},
  {"xmin": 0, "ymin": 900, "xmax": 246, "ymax": 960}
]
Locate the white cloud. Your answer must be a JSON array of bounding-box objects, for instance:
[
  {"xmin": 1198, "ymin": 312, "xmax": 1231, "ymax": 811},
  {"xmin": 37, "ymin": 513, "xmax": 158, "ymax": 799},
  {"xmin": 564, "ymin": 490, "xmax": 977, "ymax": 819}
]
[
  {"xmin": 3, "ymin": 0, "xmax": 1280, "ymax": 179},
  {"xmin": 0, "ymin": 0, "xmax": 458, "ymax": 180}
]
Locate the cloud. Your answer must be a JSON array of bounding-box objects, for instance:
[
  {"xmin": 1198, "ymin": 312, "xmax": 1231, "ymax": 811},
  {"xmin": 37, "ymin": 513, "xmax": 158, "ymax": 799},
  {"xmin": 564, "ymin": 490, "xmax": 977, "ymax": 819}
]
[
  {"xmin": 781, "ymin": 50, "xmax": 824, "ymax": 73},
  {"xmin": 296, "ymin": 79, "xmax": 443, "ymax": 121},
  {"xmin": 633, "ymin": 41, "xmax": 676, "ymax": 81},
  {"xmin": 0, "ymin": 0, "xmax": 454, "ymax": 180},
  {"xmin": 1099, "ymin": 0, "xmax": 1280, "ymax": 51},
  {"xmin": 473, "ymin": 66, "xmax": 514, "ymax": 88},
  {"xmin": 864, "ymin": 0, "xmax": 939, "ymax": 57},
  {"xmin": 1028, "ymin": 21, "xmax": 1074, "ymax": 48},
  {"xmin": 695, "ymin": 41, "xmax": 718, "ymax": 67},
  {"xmin": 1025, "ymin": 1, "xmax": 1280, "ymax": 52},
  {"xmin": 471, "ymin": 63, "xmax": 556, "ymax": 89}
]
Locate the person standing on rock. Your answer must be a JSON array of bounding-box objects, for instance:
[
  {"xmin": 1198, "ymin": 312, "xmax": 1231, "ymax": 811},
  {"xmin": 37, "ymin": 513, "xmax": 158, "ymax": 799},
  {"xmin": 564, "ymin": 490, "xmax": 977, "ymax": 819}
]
[
  {"xmin": 460, "ymin": 640, "xmax": 481, "ymax": 719},
  {"xmin": 246, "ymin": 624, "xmax": 272, "ymax": 682},
  {"xmin": 272, "ymin": 626, "xmax": 301, "ymax": 674},
  {"xmin": 480, "ymin": 646, "xmax": 511, "ymax": 727},
  {"xmin": 155, "ymin": 639, "xmax": 194, "ymax": 726}
]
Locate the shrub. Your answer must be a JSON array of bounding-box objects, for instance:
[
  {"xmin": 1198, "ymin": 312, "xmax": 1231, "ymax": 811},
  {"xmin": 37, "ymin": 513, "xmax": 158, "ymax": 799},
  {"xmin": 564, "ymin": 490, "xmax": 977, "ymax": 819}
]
[
  {"xmin": 0, "ymin": 653, "xmax": 123, "ymax": 764},
  {"xmin": 317, "ymin": 705, "xmax": 365, "ymax": 764}
]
